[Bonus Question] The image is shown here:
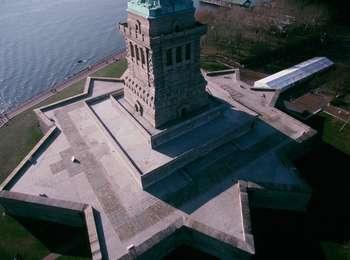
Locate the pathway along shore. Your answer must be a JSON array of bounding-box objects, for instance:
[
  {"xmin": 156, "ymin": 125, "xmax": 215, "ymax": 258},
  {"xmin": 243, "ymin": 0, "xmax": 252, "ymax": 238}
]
[{"xmin": 0, "ymin": 49, "xmax": 126, "ymax": 128}]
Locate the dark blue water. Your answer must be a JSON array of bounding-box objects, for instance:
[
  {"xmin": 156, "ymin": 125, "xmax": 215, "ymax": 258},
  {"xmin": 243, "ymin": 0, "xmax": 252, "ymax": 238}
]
[
  {"xmin": 0, "ymin": 0, "xmax": 200, "ymax": 114},
  {"xmin": 0, "ymin": 0, "xmax": 127, "ymax": 113}
]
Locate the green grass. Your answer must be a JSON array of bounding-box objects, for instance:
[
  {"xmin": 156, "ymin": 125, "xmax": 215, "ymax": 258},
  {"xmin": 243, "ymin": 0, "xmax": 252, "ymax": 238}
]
[
  {"xmin": 321, "ymin": 113, "xmax": 350, "ymax": 155},
  {"xmin": 0, "ymin": 59, "xmax": 127, "ymax": 183},
  {"xmin": 91, "ymin": 59, "xmax": 127, "ymax": 78},
  {"xmin": 0, "ymin": 212, "xmax": 49, "ymax": 259},
  {"xmin": 322, "ymin": 241, "xmax": 350, "ymax": 260},
  {"xmin": 200, "ymin": 57, "xmax": 230, "ymax": 71}
]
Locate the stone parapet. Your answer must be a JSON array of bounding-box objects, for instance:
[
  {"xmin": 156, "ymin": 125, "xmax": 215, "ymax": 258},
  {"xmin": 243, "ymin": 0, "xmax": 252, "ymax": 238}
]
[
  {"xmin": 114, "ymin": 94, "xmax": 227, "ymax": 148},
  {"xmin": 34, "ymin": 77, "xmax": 125, "ymax": 133},
  {"xmin": 0, "ymin": 190, "xmax": 87, "ymax": 226},
  {"xmin": 141, "ymin": 115, "xmax": 252, "ymax": 188},
  {"xmin": 0, "ymin": 191, "xmax": 103, "ymax": 259},
  {"xmin": 0, "ymin": 126, "xmax": 59, "ymax": 191},
  {"xmin": 150, "ymin": 103, "xmax": 226, "ymax": 148},
  {"xmin": 83, "ymin": 206, "xmax": 103, "ymax": 260},
  {"xmin": 84, "ymin": 101, "xmax": 144, "ymax": 186},
  {"xmin": 244, "ymin": 181, "xmax": 312, "ymax": 212},
  {"xmin": 237, "ymin": 181, "xmax": 254, "ymax": 252}
]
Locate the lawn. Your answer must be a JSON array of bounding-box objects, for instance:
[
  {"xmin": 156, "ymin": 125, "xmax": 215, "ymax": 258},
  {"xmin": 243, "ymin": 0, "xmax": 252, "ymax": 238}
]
[
  {"xmin": 0, "ymin": 211, "xmax": 49, "ymax": 260},
  {"xmin": 0, "ymin": 59, "xmax": 127, "ymax": 183},
  {"xmin": 200, "ymin": 56, "xmax": 230, "ymax": 71},
  {"xmin": 321, "ymin": 113, "xmax": 350, "ymax": 155},
  {"xmin": 322, "ymin": 242, "xmax": 350, "ymax": 260}
]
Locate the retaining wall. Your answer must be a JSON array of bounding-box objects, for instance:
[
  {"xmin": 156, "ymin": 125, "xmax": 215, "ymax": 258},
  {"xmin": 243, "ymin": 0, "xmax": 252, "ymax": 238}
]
[{"xmin": 0, "ymin": 191, "xmax": 103, "ymax": 260}]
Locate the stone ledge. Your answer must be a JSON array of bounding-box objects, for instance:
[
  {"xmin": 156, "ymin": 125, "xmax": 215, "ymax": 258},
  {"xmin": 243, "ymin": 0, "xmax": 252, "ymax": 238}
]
[
  {"xmin": 34, "ymin": 77, "xmax": 92, "ymax": 133},
  {"xmin": 83, "ymin": 206, "xmax": 103, "ymax": 260},
  {"xmin": 83, "ymin": 102, "xmax": 144, "ymax": 187},
  {"xmin": 120, "ymin": 217, "xmax": 185, "ymax": 259},
  {"xmin": 151, "ymin": 103, "xmax": 226, "ymax": 148},
  {"xmin": 237, "ymin": 181, "xmax": 255, "ymax": 254},
  {"xmin": 0, "ymin": 191, "xmax": 103, "ymax": 259},
  {"xmin": 114, "ymin": 95, "xmax": 227, "ymax": 148},
  {"xmin": 142, "ymin": 119, "xmax": 252, "ymax": 188},
  {"xmin": 111, "ymin": 95, "xmax": 153, "ymax": 141},
  {"xmin": 206, "ymin": 69, "xmax": 237, "ymax": 77},
  {"xmin": 244, "ymin": 180, "xmax": 312, "ymax": 212},
  {"xmin": 0, "ymin": 126, "xmax": 59, "ymax": 191},
  {"xmin": 0, "ymin": 190, "xmax": 87, "ymax": 212},
  {"xmin": 0, "ymin": 190, "xmax": 87, "ymax": 226},
  {"xmin": 34, "ymin": 77, "xmax": 125, "ymax": 134}
]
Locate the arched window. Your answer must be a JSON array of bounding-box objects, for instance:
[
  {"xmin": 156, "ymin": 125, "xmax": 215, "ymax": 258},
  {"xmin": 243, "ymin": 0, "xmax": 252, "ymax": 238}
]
[
  {"xmin": 136, "ymin": 20, "xmax": 141, "ymax": 34},
  {"xmin": 173, "ymin": 21, "xmax": 180, "ymax": 33},
  {"xmin": 178, "ymin": 106, "xmax": 189, "ymax": 118},
  {"xmin": 135, "ymin": 101, "xmax": 143, "ymax": 116},
  {"xmin": 129, "ymin": 42, "xmax": 135, "ymax": 58}
]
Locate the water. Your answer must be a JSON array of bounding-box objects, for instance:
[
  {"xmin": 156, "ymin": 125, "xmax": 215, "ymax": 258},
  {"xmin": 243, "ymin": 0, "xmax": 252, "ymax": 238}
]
[
  {"xmin": 0, "ymin": 0, "xmax": 201, "ymax": 114},
  {"xmin": 0, "ymin": 0, "xmax": 127, "ymax": 113}
]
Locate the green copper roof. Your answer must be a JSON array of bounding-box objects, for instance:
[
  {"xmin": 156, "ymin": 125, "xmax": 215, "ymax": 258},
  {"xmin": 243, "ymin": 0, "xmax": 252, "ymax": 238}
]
[{"xmin": 128, "ymin": 0, "xmax": 194, "ymax": 18}]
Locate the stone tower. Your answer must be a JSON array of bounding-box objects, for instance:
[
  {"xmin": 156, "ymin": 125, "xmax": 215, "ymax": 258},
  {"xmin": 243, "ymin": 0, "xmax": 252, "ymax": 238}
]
[{"xmin": 120, "ymin": 0, "xmax": 208, "ymax": 128}]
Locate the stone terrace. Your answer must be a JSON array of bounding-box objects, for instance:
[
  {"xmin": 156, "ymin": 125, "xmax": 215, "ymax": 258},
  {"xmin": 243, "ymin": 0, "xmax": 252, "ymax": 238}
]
[{"xmin": 1, "ymin": 74, "xmax": 313, "ymax": 259}]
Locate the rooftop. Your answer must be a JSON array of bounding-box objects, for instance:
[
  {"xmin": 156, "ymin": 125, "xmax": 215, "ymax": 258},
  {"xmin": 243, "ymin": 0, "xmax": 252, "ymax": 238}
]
[
  {"xmin": 128, "ymin": 0, "xmax": 194, "ymax": 18},
  {"xmin": 201, "ymin": 0, "xmax": 252, "ymax": 7},
  {"xmin": 253, "ymin": 57, "xmax": 334, "ymax": 92}
]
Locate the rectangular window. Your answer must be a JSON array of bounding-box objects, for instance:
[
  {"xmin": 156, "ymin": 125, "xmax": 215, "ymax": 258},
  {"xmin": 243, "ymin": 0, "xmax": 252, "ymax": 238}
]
[
  {"xmin": 146, "ymin": 48, "xmax": 150, "ymax": 65},
  {"xmin": 185, "ymin": 43, "xmax": 191, "ymax": 60},
  {"xmin": 135, "ymin": 46, "xmax": 140, "ymax": 61},
  {"xmin": 130, "ymin": 42, "xmax": 135, "ymax": 58},
  {"xmin": 140, "ymin": 48, "xmax": 145, "ymax": 65},
  {"xmin": 166, "ymin": 49, "xmax": 173, "ymax": 66},
  {"xmin": 176, "ymin": 46, "xmax": 182, "ymax": 63}
]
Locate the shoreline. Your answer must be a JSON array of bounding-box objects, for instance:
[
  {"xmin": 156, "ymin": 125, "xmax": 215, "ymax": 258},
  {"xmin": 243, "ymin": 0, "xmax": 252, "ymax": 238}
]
[{"xmin": 0, "ymin": 49, "xmax": 126, "ymax": 128}]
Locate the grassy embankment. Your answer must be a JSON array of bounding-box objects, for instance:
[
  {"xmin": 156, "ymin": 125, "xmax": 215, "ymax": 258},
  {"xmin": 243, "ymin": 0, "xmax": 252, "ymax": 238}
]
[
  {"xmin": 0, "ymin": 59, "xmax": 127, "ymax": 260},
  {"xmin": 320, "ymin": 113, "xmax": 350, "ymax": 155}
]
